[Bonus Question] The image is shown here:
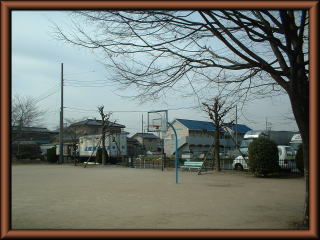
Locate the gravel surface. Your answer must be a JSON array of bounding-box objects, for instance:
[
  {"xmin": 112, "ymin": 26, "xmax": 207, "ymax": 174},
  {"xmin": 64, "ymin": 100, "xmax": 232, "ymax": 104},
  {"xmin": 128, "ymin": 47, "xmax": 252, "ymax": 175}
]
[{"xmin": 11, "ymin": 164, "xmax": 305, "ymax": 229}]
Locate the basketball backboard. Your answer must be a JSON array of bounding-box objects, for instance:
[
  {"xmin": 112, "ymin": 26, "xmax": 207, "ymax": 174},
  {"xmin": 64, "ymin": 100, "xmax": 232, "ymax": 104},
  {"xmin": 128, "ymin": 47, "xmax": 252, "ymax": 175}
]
[{"xmin": 147, "ymin": 110, "xmax": 168, "ymax": 132}]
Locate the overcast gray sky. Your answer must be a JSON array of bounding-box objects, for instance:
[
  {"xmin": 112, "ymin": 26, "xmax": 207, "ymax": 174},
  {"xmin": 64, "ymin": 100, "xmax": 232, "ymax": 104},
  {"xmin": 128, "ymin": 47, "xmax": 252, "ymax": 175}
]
[{"xmin": 11, "ymin": 11, "xmax": 299, "ymax": 135}]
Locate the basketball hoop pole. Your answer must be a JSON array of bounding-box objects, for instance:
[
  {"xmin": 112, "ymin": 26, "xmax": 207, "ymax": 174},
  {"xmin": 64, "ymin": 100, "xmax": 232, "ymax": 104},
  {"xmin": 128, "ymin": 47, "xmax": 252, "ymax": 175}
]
[{"xmin": 167, "ymin": 121, "xmax": 179, "ymax": 184}]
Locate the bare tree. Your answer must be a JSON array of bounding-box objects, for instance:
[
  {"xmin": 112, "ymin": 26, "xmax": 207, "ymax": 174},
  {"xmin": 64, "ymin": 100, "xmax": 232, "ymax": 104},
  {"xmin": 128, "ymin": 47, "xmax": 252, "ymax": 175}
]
[
  {"xmin": 97, "ymin": 105, "xmax": 112, "ymax": 165},
  {"xmin": 203, "ymin": 97, "xmax": 234, "ymax": 171},
  {"xmin": 12, "ymin": 95, "xmax": 45, "ymax": 128},
  {"xmin": 54, "ymin": 10, "xmax": 309, "ymax": 225}
]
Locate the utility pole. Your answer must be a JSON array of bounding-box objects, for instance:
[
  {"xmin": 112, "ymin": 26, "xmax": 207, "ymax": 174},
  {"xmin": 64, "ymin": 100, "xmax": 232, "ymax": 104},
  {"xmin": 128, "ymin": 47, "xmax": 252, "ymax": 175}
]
[
  {"xmin": 265, "ymin": 117, "xmax": 267, "ymax": 132},
  {"xmin": 59, "ymin": 63, "xmax": 64, "ymax": 164},
  {"xmin": 142, "ymin": 114, "xmax": 143, "ymax": 133}
]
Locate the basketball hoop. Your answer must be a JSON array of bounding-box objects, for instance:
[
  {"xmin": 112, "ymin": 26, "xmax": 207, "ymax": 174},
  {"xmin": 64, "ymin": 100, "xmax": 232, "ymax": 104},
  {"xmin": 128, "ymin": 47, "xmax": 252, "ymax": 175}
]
[
  {"xmin": 148, "ymin": 124, "xmax": 160, "ymax": 131},
  {"xmin": 147, "ymin": 110, "xmax": 168, "ymax": 133}
]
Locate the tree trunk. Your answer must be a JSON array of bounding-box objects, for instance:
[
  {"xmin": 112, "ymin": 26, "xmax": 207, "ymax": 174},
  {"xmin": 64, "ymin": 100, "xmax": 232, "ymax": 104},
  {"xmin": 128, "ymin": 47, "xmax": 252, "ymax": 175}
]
[
  {"xmin": 287, "ymin": 71, "xmax": 309, "ymax": 227},
  {"xmin": 214, "ymin": 128, "xmax": 221, "ymax": 171},
  {"xmin": 102, "ymin": 133, "xmax": 107, "ymax": 165}
]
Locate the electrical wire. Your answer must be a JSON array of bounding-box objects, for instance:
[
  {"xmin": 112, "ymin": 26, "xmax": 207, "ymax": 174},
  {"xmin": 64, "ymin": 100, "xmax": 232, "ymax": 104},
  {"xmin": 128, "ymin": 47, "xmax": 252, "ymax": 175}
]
[
  {"xmin": 34, "ymin": 88, "xmax": 60, "ymax": 104},
  {"xmin": 64, "ymin": 105, "xmax": 201, "ymax": 113},
  {"xmin": 63, "ymin": 70, "xmax": 96, "ymax": 76}
]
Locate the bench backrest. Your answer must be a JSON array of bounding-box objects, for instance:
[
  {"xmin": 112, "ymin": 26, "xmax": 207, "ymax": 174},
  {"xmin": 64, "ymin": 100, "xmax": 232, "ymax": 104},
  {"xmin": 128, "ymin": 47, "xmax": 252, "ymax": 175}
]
[{"xmin": 184, "ymin": 161, "xmax": 203, "ymax": 166}]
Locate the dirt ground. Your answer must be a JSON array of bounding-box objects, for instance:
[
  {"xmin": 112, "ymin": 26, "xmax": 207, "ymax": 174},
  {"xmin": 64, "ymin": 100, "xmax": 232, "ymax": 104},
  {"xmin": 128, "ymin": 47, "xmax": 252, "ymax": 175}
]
[{"xmin": 11, "ymin": 164, "xmax": 305, "ymax": 230}]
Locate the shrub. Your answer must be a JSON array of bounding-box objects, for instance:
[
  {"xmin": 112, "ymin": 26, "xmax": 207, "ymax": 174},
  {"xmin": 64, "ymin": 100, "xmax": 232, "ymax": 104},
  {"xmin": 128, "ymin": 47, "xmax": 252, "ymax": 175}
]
[
  {"xmin": 47, "ymin": 147, "xmax": 57, "ymax": 163},
  {"xmin": 248, "ymin": 137, "xmax": 279, "ymax": 177},
  {"xmin": 296, "ymin": 144, "xmax": 304, "ymax": 174}
]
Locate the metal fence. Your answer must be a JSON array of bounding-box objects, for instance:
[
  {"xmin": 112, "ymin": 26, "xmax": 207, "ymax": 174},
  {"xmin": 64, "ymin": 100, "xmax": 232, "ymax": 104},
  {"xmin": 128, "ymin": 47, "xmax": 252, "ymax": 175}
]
[{"xmin": 120, "ymin": 156, "xmax": 303, "ymax": 176}]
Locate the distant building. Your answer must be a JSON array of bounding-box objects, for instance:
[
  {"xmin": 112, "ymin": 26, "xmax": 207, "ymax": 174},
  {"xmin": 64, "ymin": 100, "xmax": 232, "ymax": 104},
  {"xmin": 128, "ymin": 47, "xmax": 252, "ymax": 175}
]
[
  {"xmin": 164, "ymin": 119, "xmax": 251, "ymax": 157},
  {"xmin": 53, "ymin": 118, "xmax": 126, "ymax": 144},
  {"xmin": 54, "ymin": 118, "xmax": 127, "ymax": 159},
  {"xmin": 131, "ymin": 133, "xmax": 162, "ymax": 153},
  {"xmin": 12, "ymin": 126, "xmax": 58, "ymax": 144},
  {"xmin": 126, "ymin": 137, "xmax": 144, "ymax": 157},
  {"xmin": 11, "ymin": 126, "xmax": 58, "ymax": 159},
  {"xmin": 68, "ymin": 118, "xmax": 125, "ymax": 137}
]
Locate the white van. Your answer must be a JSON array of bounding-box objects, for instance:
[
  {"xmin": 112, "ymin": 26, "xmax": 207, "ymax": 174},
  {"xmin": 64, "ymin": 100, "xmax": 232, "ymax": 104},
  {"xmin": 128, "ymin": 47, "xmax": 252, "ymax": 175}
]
[
  {"xmin": 233, "ymin": 145, "xmax": 296, "ymax": 171},
  {"xmin": 277, "ymin": 145, "xmax": 296, "ymax": 171}
]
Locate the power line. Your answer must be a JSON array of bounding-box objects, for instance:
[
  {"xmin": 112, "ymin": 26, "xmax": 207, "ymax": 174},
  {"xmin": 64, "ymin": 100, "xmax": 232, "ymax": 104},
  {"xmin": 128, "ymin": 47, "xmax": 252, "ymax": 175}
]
[
  {"xmin": 34, "ymin": 88, "xmax": 60, "ymax": 103},
  {"xmin": 64, "ymin": 106, "xmax": 146, "ymax": 113},
  {"xmin": 64, "ymin": 84, "xmax": 113, "ymax": 88},
  {"xmin": 64, "ymin": 105, "xmax": 201, "ymax": 113},
  {"xmin": 63, "ymin": 70, "xmax": 96, "ymax": 76},
  {"xmin": 64, "ymin": 78, "xmax": 109, "ymax": 82}
]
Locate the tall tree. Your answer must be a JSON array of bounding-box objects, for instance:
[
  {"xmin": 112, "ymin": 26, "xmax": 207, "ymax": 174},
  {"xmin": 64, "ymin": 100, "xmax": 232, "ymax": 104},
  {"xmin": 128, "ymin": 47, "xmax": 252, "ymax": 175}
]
[
  {"xmin": 55, "ymin": 10, "xmax": 309, "ymax": 225},
  {"xmin": 203, "ymin": 97, "xmax": 234, "ymax": 171},
  {"xmin": 98, "ymin": 105, "xmax": 112, "ymax": 165}
]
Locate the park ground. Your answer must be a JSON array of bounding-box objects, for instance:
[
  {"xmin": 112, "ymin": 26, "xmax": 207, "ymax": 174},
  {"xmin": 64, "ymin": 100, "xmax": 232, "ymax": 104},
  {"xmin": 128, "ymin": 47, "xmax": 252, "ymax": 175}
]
[{"xmin": 11, "ymin": 164, "xmax": 305, "ymax": 230}]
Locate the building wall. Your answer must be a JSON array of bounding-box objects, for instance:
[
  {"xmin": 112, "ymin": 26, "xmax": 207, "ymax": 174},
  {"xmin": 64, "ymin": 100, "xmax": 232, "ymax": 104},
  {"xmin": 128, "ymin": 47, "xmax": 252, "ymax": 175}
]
[
  {"xmin": 133, "ymin": 136, "xmax": 144, "ymax": 145},
  {"xmin": 164, "ymin": 121, "xmax": 188, "ymax": 156},
  {"xmin": 164, "ymin": 120, "xmax": 243, "ymax": 157},
  {"xmin": 132, "ymin": 135, "xmax": 161, "ymax": 153},
  {"xmin": 71, "ymin": 125, "xmax": 122, "ymax": 136},
  {"xmin": 77, "ymin": 132, "xmax": 127, "ymax": 157},
  {"xmin": 164, "ymin": 121, "xmax": 189, "ymax": 140}
]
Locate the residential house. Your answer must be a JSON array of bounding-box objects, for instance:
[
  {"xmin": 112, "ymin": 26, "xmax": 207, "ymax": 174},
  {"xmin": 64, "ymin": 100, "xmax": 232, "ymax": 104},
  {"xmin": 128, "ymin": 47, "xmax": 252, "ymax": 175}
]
[
  {"xmin": 131, "ymin": 133, "xmax": 162, "ymax": 154},
  {"xmin": 127, "ymin": 137, "xmax": 144, "ymax": 157},
  {"xmin": 12, "ymin": 126, "xmax": 58, "ymax": 144},
  {"xmin": 54, "ymin": 118, "xmax": 126, "ymax": 159},
  {"xmin": 164, "ymin": 119, "xmax": 251, "ymax": 158},
  {"xmin": 11, "ymin": 126, "xmax": 58, "ymax": 159},
  {"xmin": 68, "ymin": 118, "xmax": 125, "ymax": 137}
]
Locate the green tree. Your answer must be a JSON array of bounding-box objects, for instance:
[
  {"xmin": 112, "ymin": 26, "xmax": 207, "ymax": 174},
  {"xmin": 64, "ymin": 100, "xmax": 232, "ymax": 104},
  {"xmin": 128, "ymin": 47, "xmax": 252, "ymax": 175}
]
[{"xmin": 248, "ymin": 137, "xmax": 279, "ymax": 177}]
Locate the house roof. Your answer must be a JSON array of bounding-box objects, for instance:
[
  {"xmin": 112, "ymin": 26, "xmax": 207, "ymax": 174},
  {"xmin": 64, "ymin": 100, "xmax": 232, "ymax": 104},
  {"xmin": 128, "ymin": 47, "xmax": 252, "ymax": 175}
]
[
  {"xmin": 70, "ymin": 119, "xmax": 125, "ymax": 128},
  {"xmin": 175, "ymin": 119, "xmax": 251, "ymax": 133},
  {"xmin": 12, "ymin": 126, "xmax": 54, "ymax": 133},
  {"xmin": 127, "ymin": 137, "xmax": 141, "ymax": 144},
  {"xmin": 176, "ymin": 119, "xmax": 216, "ymax": 131},
  {"xmin": 132, "ymin": 133, "xmax": 160, "ymax": 139},
  {"xmin": 225, "ymin": 124, "xmax": 252, "ymax": 134}
]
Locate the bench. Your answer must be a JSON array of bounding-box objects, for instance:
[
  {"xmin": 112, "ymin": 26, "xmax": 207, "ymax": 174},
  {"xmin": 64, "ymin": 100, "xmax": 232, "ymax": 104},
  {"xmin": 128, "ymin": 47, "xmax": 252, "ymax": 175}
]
[{"xmin": 181, "ymin": 161, "xmax": 204, "ymax": 171}]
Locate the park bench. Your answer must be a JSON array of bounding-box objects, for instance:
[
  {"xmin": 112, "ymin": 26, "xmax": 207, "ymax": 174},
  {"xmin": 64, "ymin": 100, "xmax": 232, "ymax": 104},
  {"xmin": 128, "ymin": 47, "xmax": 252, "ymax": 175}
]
[{"xmin": 181, "ymin": 161, "xmax": 204, "ymax": 171}]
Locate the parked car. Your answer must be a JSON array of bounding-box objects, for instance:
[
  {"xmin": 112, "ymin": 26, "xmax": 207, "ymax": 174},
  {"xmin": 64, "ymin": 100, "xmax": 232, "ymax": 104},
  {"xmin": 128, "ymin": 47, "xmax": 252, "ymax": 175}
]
[
  {"xmin": 232, "ymin": 145, "xmax": 296, "ymax": 172},
  {"xmin": 232, "ymin": 155, "xmax": 249, "ymax": 170}
]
